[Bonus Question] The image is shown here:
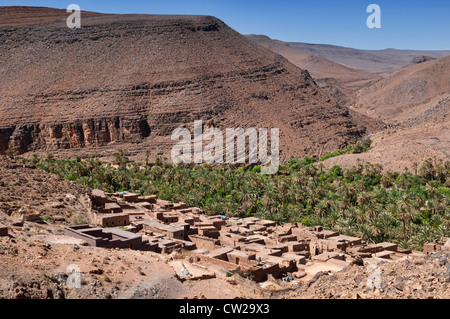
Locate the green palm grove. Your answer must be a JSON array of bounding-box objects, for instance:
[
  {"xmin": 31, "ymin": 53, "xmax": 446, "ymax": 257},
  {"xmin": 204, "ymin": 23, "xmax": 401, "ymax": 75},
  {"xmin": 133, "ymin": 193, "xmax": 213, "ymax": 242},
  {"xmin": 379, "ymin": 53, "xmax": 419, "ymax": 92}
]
[{"xmin": 29, "ymin": 152, "xmax": 449, "ymax": 251}]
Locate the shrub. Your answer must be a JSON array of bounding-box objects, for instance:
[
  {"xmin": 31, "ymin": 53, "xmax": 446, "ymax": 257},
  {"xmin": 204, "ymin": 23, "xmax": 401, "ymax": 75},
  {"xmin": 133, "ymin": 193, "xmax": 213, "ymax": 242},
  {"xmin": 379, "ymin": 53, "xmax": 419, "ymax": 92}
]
[{"xmin": 71, "ymin": 214, "xmax": 88, "ymax": 225}]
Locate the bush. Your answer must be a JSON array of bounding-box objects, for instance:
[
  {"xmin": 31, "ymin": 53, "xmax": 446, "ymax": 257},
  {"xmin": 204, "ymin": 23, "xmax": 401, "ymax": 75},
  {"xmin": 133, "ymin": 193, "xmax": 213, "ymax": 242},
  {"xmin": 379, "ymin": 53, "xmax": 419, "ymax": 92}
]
[
  {"xmin": 301, "ymin": 218, "xmax": 312, "ymax": 227},
  {"xmin": 252, "ymin": 165, "xmax": 261, "ymax": 173},
  {"xmin": 353, "ymin": 138, "xmax": 372, "ymax": 154},
  {"xmin": 320, "ymin": 138, "xmax": 372, "ymax": 160},
  {"xmin": 71, "ymin": 214, "xmax": 88, "ymax": 225},
  {"xmin": 5, "ymin": 143, "xmax": 14, "ymax": 159}
]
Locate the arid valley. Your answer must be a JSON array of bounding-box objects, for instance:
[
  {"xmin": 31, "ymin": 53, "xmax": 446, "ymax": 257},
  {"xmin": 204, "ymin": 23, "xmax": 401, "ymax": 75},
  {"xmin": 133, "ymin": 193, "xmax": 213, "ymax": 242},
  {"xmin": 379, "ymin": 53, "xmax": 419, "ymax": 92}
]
[{"xmin": 0, "ymin": 5, "xmax": 449, "ymax": 302}]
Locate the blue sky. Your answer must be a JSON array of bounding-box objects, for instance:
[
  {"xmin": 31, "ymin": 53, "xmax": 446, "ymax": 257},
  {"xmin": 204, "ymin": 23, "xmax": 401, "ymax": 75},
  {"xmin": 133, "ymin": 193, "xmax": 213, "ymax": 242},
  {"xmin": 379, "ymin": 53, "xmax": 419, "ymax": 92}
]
[{"xmin": 2, "ymin": 0, "xmax": 450, "ymax": 50}]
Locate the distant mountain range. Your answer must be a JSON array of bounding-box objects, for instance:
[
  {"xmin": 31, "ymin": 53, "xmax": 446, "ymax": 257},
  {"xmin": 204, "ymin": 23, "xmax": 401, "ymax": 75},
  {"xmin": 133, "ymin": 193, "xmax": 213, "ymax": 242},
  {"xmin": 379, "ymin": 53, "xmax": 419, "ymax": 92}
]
[
  {"xmin": 246, "ymin": 35, "xmax": 450, "ymax": 73},
  {"xmin": 247, "ymin": 34, "xmax": 450, "ymax": 171}
]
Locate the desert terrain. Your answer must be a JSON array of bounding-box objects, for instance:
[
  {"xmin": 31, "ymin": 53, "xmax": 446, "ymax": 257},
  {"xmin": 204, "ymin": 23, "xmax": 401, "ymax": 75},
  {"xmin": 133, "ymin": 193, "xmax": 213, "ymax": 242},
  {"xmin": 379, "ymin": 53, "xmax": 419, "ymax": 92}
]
[
  {"xmin": 248, "ymin": 35, "xmax": 449, "ymax": 172},
  {"xmin": 1, "ymin": 158, "xmax": 449, "ymax": 299},
  {"xmin": 0, "ymin": 6, "xmax": 449, "ymax": 301},
  {"xmin": 0, "ymin": 7, "xmax": 377, "ymax": 163}
]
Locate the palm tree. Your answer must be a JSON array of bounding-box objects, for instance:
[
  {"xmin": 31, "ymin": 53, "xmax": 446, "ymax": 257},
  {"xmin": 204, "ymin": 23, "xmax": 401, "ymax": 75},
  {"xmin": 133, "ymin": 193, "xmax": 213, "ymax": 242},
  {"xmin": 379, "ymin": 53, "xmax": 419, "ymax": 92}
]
[
  {"xmin": 412, "ymin": 162, "xmax": 419, "ymax": 175},
  {"xmin": 145, "ymin": 150, "xmax": 151, "ymax": 167},
  {"xmin": 114, "ymin": 148, "xmax": 129, "ymax": 169},
  {"xmin": 397, "ymin": 198, "xmax": 415, "ymax": 239}
]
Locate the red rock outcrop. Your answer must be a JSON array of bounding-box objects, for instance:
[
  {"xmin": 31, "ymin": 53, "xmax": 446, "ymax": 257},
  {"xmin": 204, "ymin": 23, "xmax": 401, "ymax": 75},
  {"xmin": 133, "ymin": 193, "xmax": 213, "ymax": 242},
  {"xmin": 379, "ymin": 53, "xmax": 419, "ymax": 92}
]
[{"xmin": 0, "ymin": 7, "xmax": 375, "ymax": 160}]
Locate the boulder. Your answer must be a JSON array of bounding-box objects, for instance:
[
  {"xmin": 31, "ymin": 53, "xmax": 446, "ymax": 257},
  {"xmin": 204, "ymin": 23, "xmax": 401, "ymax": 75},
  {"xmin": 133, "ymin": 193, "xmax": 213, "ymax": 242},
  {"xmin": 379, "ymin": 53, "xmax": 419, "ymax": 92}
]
[{"xmin": 11, "ymin": 208, "xmax": 41, "ymax": 222}]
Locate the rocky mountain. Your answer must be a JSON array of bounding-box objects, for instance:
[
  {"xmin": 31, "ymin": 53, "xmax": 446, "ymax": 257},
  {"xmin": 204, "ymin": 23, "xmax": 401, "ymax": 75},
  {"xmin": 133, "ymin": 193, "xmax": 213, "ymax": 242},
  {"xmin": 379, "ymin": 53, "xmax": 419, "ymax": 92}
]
[
  {"xmin": 247, "ymin": 35, "xmax": 449, "ymax": 171},
  {"xmin": 322, "ymin": 56, "xmax": 449, "ymax": 172},
  {"xmin": 0, "ymin": 6, "xmax": 102, "ymax": 27},
  {"xmin": 246, "ymin": 35, "xmax": 376, "ymax": 85},
  {"xmin": 246, "ymin": 35, "xmax": 378, "ymax": 107},
  {"xmin": 0, "ymin": 7, "xmax": 378, "ymax": 161},
  {"xmin": 354, "ymin": 56, "xmax": 450, "ymax": 124}
]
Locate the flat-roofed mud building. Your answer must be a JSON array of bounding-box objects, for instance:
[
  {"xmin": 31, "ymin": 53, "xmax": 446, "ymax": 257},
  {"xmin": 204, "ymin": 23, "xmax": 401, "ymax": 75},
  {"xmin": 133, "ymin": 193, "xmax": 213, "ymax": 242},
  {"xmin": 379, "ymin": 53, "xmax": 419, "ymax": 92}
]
[{"xmin": 64, "ymin": 225, "xmax": 156, "ymax": 251}]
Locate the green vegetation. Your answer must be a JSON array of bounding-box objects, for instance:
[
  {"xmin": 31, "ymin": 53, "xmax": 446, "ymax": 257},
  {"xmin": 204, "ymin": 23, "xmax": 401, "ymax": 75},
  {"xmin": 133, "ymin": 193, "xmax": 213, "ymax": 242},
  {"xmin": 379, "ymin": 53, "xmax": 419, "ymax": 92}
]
[
  {"xmin": 26, "ymin": 154, "xmax": 450, "ymax": 251},
  {"xmin": 320, "ymin": 138, "xmax": 373, "ymax": 161},
  {"xmin": 71, "ymin": 214, "xmax": 89, "ymax": 225},
  {"xmin": 5, "ymin": 143, "xmax": 14, "ymax": 159}
]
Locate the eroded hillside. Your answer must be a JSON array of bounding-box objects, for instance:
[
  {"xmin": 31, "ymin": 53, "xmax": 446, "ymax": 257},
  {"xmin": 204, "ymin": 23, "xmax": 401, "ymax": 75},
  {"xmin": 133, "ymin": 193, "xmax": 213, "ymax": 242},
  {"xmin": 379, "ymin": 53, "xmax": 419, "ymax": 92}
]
[{"xmin": 0, "ymin": 7, "xmax": 374, "ymax": 161}]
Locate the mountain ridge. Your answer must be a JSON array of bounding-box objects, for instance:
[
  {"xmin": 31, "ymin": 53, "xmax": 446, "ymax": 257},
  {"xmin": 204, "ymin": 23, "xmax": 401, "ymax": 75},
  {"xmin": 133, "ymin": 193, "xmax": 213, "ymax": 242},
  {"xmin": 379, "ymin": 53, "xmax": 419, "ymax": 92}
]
[
  {"xmin": 0, "ymin": 7, "xmax": 376, "ymax": 161},
  {"xmin": 247, "ymin": 34, "xmax": 450, "ymax": 73}
]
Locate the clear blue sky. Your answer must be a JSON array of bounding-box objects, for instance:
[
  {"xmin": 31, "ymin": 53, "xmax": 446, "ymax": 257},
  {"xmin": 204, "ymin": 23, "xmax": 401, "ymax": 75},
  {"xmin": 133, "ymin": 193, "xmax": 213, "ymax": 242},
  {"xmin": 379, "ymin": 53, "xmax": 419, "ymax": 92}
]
[{"xmin": 2, "ymin": 0, "xmax": 450, "ymax": 50}]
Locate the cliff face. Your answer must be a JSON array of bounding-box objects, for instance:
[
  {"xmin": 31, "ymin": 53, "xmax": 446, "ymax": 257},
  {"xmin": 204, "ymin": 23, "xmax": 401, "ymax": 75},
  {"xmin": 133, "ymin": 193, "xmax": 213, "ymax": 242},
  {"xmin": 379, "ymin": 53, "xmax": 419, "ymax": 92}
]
[
  {"xmin": 0, "ymin": 8, "xmax": 373, "ymax": 160},
  {"xmin": 0, "ymin": 117, "xmax": 150, "ymax": 154}
]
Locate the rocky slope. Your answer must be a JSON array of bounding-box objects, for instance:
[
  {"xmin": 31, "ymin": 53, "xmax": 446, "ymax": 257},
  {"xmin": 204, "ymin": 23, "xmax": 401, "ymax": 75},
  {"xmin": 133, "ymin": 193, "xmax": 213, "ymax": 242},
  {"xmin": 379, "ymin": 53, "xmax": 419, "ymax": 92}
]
[
  {"xmin": 246, "ymin": 35, "xmax": 379, "ymax": 108},
  {"xmin": 322, "ymin": 57, "xmax": 449, "ymax": 171},
  {"xmin": 248, "ymin": 34, "xmax": 449, "ymax": 171},
  {"xmin": 354, "ymin": 56, "xmax": 450, "ymax": 124},
  {"xmin": 1, "ymin": 158, "xmax": 448, "ymax": 299},
  {"xmin": 0, "ymin": 157, "xmax": 91, "ymax": 224},
  {"xmin": 0, "ymin": 6, "xmax": 102, "ymax": 27},
  {"xmin": 0, "ymin": 7, "xmax": 375, "ymax": 161},
  {"xmin": 0, "ymin": 157, "xmax": 255, "ymax": 299},
  {"xmin": 246, "ymin": 35, "xmax": 376, "ymax": 84},
  {"xmin": 288, "ymin": 251, "xmax": 450, "ymax": 299}
]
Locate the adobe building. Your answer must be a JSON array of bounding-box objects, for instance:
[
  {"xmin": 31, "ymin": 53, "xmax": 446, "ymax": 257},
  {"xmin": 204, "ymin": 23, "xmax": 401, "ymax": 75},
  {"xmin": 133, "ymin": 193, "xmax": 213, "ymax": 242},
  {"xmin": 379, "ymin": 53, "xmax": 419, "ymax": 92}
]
[
  {"xmin": 64, "ymin": 225, "xmax": 156, "ymax": 251},
  {"xmin": 227, "ymin": 250, "xmax": 257, "ymax": 265},
  {"xmin": 97, "ymin": 213, "xmax": 130, "ymax": 227},
  {"xmin": 189, "ymin": 235, "xmax": 221, "ymax": 250},
  {"xmin": 122, "ymin": 193, "xmax": 140, "ymax": 203},
  {"xmin": 82, "ymin": 188, "xmax": 427, "ymax": 287},
  {"xmin": 424, "ymin": 241, "xmax": 442, "ymax": 254},
  {"xmin": 104, "ymin": 202, "xmax": 123, "ymax": 214},
  {"xmin": 152, "ymin": 210, "xmax": 179, "ymax": 224},
  {"xmin": 138, "ymin": 195, "xmax": 158, "ymax": 204},
  {"xmin": 142, "ymin": 220, "xmax": 187, "ymax": 240},
  {"xmin": 91, "ymin": 189, "xmax": 113, "ymax": 206}
]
